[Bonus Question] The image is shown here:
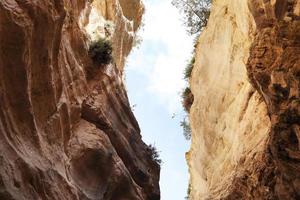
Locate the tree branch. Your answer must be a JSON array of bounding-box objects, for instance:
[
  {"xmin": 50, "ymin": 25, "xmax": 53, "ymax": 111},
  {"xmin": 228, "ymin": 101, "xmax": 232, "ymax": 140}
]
[{"xmin": 177, "ymin": 0, "xmax": 202, "ymax": 20}]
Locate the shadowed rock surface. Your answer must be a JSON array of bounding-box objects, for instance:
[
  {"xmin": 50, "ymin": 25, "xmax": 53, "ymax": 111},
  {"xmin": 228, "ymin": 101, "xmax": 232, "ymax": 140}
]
[
  {"xmin": 0, "ymin": 0, "xmax": 160, "ymax": 199},
  {"xmin": 245, "ymin": 0, "xmax": 300, "ymax": 198}
]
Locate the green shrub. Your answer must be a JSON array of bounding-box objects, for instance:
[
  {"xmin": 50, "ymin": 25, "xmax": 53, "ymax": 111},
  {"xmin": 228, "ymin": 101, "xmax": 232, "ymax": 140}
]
[
  {"xmin": 132, "ymin": 21, "xmax": 145, "ymax": 49},
  {"xmin": 184, "ymin": 56, "xmax": 195, "ymax": 80},
  {"xmin": 88, "ymin": 38, "xmax": 113, "ymax": 65},
  {"xmin": 147, "ymin": 144, "xmax": 162, "ymax": 165},
  {"xmin": 180, "ymin": 118, "xmax": 191, "ymax": 140},
  {"xmin": 182, "ymin": 87, "xmax": 194, "ymax": 112}
]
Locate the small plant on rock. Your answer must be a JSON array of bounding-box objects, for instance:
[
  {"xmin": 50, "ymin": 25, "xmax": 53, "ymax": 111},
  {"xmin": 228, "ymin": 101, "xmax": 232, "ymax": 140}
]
[
  {"xmin": 88, "ymin": 38, "xmax": 113, "ymax": 65},
  {"xmin": 180, "ymin": 118, "xmax": 191, "ymax": 140},
  {"xmin": 147, "ymin": 144, "xmax": 162, "ymax": 165},
  {"xmin": 185, "ymin": 183, "xmax": 191, "ymax": 199},
  {"xmin": 184, "ymin": 56, "xmax": 195, "ymax": 80},
  {"xmin": 185, "ymin": 183, "xmax": 192, "ymax": 200}
]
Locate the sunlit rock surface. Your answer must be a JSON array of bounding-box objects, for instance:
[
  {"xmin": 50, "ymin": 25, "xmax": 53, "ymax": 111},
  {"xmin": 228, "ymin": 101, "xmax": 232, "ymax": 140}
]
[
  {"xmin": 0, "ymin": 0, "xmax": 159, "ymax": 199},
  {"xmin": 187, "ymin": 0, "xmax": 300, "ymax": 199}
]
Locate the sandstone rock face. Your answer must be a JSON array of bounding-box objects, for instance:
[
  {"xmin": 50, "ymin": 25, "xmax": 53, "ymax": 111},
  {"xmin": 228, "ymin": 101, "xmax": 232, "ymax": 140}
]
[
  {"xmin": 187, "ymin": 0, "xmax": 300, "ymax": 199},
  {"xmin": 0, "ymin": 0, "xmax": 159, "ymax": 200}
]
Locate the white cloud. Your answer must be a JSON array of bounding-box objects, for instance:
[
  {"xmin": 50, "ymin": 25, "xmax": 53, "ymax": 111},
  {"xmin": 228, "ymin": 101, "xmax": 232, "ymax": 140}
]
[
  {"xmin": 148, "ymin": 54, "xmax": 186, "ymax": 113},
  {"xmin": 145, "ymin": 1, "xmax": 193, "ymax": 113},
  {"xmin": 127, "ymin": 0, "xmax": 194, "ymax": 114}
]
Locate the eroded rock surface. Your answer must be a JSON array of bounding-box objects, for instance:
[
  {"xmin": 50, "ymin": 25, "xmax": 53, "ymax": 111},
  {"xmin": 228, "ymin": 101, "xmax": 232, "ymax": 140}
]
[
  {"xmin": 187, "ymin": 0, "xmax": 300, "ymax": 199},
  {"xmin": 0, "ymin": 0, "xmax": 159, "ymax": 199},
  {"xmin": 246, "ymin": 0, "xmax": 300, "ymax": 198}
]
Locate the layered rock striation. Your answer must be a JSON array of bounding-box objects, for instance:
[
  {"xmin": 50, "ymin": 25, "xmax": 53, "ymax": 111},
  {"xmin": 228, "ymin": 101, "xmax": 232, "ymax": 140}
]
[
  {"xmin": 0, "ymin": 0, "xmax": 159, "ymax": 200},
  {"xmin": 187, "ymin": 0, "xmax": 300, "ymax": 199}
]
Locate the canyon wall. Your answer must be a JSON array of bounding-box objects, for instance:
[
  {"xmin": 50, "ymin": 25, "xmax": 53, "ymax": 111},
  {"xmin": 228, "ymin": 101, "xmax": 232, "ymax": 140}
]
[
  {"xmin": 187, "ymin": 0, "xmax": 300, "ymax": 199},
  {"xmin": 0, "ymin": 0, "xmax": 160, "ymax": 200}
]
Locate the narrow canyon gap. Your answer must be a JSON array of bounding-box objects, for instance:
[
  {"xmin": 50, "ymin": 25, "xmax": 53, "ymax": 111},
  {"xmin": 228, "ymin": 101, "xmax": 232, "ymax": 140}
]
[{"xmin": 125, "ymin": 0, "xmax": 193, "ymax": 199}]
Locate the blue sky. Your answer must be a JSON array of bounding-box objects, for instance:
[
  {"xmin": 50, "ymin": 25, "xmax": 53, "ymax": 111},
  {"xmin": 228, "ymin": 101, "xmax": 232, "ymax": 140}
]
[{"xmin": 125, "ymin": 0, "xmax": 194, "ymax": 199}]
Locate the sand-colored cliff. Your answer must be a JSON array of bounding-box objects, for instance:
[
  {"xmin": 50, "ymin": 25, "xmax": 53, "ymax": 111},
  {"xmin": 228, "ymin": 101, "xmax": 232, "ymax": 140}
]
[
  {"xmin": 0, "ymin": 0, "xmax": 159, "ymax": 199},
  {"xmin": 187, "ymin": 0, "xmax": 300, "ymax": 199}
]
